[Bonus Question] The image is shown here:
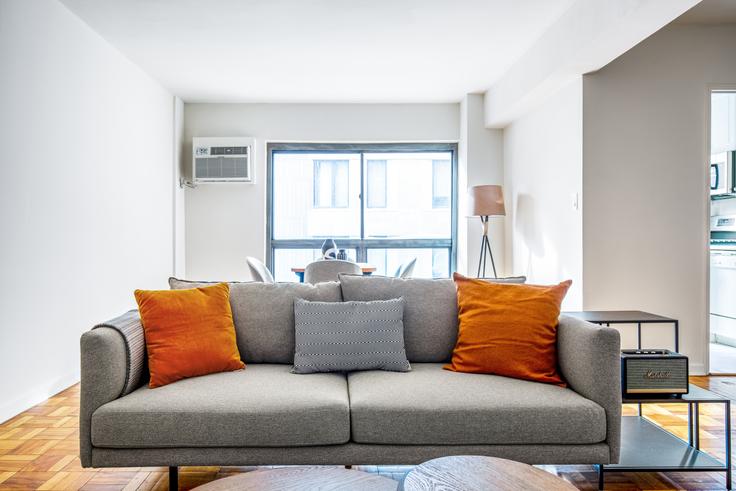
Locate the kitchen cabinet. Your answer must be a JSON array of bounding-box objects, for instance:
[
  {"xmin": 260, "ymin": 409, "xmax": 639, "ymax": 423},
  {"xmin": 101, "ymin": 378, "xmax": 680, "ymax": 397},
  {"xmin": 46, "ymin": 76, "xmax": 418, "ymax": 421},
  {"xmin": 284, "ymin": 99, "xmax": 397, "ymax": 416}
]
[{"xmin": 712, "ymin": 92, "xmax": 736, "ymax": 154}]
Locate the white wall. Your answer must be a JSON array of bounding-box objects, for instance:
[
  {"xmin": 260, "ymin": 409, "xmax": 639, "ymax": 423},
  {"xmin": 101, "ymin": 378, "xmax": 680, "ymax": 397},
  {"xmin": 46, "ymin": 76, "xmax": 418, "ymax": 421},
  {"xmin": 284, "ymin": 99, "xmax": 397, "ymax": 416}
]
[
  {"xmin": 184, "ymin": 103, "xmax": 460, "ymax": 281},
  {"xmin": 503, "ymin": 79, "xmax": 583, "ymax": 309},
  {"xmin": 583, "ymin": 24, "xmax": 736, "ymax": 374},
  {"xmin": 0, "ymin": 0, "xmax": 175, "ymax": 422},
  {"xmin": 460, "ymin": 94, "xmax": 505, "ymax": 278}
]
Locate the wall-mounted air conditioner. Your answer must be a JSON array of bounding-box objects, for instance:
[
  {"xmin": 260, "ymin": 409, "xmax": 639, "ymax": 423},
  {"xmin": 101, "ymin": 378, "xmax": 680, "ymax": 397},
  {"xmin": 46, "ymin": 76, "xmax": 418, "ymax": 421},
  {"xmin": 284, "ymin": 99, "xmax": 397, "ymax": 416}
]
[{"xmin": 192, "ymin": 137, "xmax": 255, "ymax": 183}]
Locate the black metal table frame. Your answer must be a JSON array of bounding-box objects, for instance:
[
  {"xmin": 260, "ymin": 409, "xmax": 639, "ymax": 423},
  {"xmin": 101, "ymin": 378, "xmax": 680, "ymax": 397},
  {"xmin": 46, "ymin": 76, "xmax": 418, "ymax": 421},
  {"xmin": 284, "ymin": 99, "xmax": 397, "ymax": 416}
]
[
  {"xmin": 597, "ymin": 397, "xmax": 732, "ymax": 490},
  {"xmin": 594, "ymin": 318, "xmax": 679, "ymax": 353}
]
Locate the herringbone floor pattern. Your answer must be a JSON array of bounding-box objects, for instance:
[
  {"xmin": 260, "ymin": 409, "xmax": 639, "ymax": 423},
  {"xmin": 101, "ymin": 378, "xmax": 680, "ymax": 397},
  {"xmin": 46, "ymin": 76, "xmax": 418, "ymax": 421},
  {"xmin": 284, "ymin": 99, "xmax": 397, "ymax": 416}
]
[{"xmin": 0, "ymin": 377, "xmax": 734, "ymax": 490}]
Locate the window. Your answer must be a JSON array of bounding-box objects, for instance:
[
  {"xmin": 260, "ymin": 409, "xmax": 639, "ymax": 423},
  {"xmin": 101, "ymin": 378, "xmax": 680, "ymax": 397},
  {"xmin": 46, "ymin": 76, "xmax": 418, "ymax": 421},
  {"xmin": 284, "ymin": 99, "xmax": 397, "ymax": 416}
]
[
  {"xmin": 313, "ymin": 160, "xmax": 349, "ymax": 208},
  {"xmin": 432, "ymin": 159, "xmax": 451, "ymax": 208},
  {"xmin": 268, "ymin": 143, "xmax": 457, "ymax": 282},
  {"xmin": 366, "ymin": 160, "xmax": 387, "ymax": 208},
  {"xmin": 367, "ymin": 248, "xmax": 450, "ymax": 278}
]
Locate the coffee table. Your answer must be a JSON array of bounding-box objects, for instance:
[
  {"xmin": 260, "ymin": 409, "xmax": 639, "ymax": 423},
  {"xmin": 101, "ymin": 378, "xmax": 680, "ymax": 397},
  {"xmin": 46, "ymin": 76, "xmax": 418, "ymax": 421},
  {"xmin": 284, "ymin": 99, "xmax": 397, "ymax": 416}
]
[
  {"xmin": 400, "ymin": 455, "xmax": 576, "ymax": 491},
  {"xmin": 194, "ymin": 467, "xmax": 398, "ymax": 490}
]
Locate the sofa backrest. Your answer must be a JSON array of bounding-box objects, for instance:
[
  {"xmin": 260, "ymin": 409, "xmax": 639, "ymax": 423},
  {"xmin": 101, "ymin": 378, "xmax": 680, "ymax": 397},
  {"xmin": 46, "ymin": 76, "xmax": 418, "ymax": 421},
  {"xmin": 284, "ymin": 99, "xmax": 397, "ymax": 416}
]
[
  {"xmin": 169, "ymin": 278, "xmax": 342, "ymax": 363},
  {"xmin": 338, "ymin": 275, "xmax": 458, "ymax": 362}
]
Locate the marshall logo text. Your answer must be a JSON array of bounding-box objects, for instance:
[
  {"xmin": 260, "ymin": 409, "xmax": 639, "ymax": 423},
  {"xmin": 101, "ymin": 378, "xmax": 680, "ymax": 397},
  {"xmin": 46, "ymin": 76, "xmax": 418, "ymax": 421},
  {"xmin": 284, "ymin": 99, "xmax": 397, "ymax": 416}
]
[{"xmin": 644, "ymin": 370, "xmax": 672, "ymax": 379}]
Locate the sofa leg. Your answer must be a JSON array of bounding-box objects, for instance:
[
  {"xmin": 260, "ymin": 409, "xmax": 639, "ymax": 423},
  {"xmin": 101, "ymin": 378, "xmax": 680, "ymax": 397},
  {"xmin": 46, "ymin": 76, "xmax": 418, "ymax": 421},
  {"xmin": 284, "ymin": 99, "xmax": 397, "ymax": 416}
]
[
  {"xmin": 344, "ymin": 465, "xmax": 352, "ymax": 469},
  {"xmin": 169, "ymin": 466, "xmax": 178, "ymax": 490},
  {"xmin": 597, "ymin": 464, "xmax": 605, "ymax": 490}
]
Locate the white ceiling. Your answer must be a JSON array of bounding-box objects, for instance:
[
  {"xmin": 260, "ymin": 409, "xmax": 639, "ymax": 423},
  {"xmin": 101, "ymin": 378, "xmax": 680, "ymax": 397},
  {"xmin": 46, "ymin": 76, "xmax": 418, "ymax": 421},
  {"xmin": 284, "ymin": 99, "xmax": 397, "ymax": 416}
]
[{"xmin": 59, "ymin": 0, "xmax": 575, "ymax": 103}]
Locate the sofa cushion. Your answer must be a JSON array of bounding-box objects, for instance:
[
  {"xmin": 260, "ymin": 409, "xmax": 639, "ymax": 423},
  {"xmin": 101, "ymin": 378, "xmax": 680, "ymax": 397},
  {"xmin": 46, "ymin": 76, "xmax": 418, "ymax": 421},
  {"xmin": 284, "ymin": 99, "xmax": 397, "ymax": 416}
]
[
  {"xmin": 169, "ymin": 278, "xmax": 342, "ymax": 363},
  {"xmin": 92, "ymin": 365, "xmax": 350, "ymax": 448},
  {"xmin": 347, "ymin": 363, "xmax": 606, "ymax": 445},
  {"xmin": 338, "ymin": 275, "xmax": 458, "ymax": 362},
  {"xmin": 135, "ymin": 283, "xmax": 244, "ymax": 388},
  {"xmin": 293, "ymin": 298, "xmax": 411, "ymax": 374},
  {"xmin": 446, "ymin": 274, "xmax": 570, "ymax": 386}
]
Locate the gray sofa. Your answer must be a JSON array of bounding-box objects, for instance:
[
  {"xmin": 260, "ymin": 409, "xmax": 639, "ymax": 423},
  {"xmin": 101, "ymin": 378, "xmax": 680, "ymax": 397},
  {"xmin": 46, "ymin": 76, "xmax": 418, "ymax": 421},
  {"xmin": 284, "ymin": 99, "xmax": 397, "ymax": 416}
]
[{"xmin": 80, "ymin": 275, "xmax": 621, "ymax": 483}]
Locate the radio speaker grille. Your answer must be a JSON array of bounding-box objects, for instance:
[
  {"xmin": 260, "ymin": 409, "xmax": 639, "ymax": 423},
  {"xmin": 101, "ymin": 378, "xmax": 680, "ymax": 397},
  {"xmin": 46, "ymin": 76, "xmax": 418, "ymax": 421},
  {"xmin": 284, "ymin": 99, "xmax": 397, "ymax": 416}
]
[{"xmin": 624, "ymin": 358, "xmax": 688, "ymax": 393}]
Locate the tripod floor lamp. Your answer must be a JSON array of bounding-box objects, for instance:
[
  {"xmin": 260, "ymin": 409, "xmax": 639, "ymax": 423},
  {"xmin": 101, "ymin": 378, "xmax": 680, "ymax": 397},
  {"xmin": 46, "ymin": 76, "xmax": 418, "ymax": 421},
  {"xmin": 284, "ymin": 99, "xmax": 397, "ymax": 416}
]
[{"xmin": 469, "ymin": 185, "xmax": 505, "ymax": 278}]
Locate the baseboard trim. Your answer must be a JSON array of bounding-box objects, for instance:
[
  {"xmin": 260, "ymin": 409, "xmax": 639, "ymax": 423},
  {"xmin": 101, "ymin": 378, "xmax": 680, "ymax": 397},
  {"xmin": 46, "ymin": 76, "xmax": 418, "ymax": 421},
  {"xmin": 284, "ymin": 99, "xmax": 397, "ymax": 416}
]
[
  {"xmin": 0, "ymin": 371, "xmax": 79, "ymax": 424},
  {"xmin": 690, "ymin": 363, "xmax": 706, "ymax": 376}
]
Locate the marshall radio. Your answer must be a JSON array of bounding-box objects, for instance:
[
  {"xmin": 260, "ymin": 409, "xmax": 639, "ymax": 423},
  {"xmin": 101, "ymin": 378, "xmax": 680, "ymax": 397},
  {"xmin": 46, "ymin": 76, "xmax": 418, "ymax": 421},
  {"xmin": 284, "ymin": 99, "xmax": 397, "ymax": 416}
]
[{"xmin": 620, "ymin": 349, "xmax": 689, "ymax": 397}]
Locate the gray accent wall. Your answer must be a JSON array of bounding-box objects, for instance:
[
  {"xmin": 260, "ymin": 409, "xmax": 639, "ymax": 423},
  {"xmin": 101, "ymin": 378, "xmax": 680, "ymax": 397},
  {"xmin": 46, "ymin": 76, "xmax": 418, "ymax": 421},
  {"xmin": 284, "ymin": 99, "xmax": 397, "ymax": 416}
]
[
  {"xmin": 183, "ymin": 103, "xmax": 461, "ymax": 281},
  {"xmin": 583, "ymin": 24, "xmax": 736, "ymax": 374}
]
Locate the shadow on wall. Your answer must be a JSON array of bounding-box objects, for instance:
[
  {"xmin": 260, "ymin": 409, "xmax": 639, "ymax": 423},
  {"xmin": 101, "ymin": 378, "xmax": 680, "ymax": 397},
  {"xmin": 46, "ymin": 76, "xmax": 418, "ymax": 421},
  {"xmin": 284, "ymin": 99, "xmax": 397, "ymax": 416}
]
[{"xmin": 515, "ymin": 193, "xmax": 544, "ymax": 278}]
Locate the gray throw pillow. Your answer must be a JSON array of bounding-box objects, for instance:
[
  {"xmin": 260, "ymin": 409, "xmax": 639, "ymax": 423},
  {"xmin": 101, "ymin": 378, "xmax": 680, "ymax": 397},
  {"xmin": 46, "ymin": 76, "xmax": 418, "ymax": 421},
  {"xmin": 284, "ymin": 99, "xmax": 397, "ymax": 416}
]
[{"xmin": 293, "ymin": 298, "xmax": 411, "ymax": 374}]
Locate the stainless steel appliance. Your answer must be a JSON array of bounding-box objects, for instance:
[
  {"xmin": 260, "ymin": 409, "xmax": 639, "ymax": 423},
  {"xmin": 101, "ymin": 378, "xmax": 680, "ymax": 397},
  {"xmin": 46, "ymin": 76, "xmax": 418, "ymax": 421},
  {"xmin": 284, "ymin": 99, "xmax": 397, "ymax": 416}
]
[
  {"xmin": 711, "ymin": 215, "xmax": 736, "ymax": 348},
  {"xmin": 711, "ymin": 151, "xmax": 735, "ymax": 197}
]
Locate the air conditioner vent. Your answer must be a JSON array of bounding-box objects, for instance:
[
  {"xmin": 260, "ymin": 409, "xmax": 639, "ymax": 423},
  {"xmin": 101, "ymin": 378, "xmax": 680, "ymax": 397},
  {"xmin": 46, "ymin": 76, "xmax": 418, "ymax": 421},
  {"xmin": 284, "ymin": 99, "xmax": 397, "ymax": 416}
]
[{"xmin": 192, "ymin": 137, "xmax": 255, "ymax": 183}]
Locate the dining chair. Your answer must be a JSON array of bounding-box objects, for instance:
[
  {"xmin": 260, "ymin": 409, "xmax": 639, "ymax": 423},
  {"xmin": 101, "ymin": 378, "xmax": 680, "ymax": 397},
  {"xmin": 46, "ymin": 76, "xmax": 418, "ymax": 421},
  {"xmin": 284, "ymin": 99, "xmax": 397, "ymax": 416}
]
[
  {"xmin": 304, "ymin": 259, "xmax": 361, "ymax": 284},
  {"xmin": 394, "ymin": 258, "xmax": 417, "ymax": 279},
  {"xmin": 246, "ymin": 256, "xmax": 275, "ymax": 283}
]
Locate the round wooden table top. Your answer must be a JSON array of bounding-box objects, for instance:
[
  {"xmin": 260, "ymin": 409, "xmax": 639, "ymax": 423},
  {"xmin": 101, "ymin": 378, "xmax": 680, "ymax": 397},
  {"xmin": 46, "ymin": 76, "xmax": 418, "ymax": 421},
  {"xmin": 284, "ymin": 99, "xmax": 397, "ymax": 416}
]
[
  {"xmin": 400, "ymin": 456, "xmax": 576, "ymax": 491},
  {"xmin": 194, "ymin": 467, "xmax": 398, "ymax": 491}
]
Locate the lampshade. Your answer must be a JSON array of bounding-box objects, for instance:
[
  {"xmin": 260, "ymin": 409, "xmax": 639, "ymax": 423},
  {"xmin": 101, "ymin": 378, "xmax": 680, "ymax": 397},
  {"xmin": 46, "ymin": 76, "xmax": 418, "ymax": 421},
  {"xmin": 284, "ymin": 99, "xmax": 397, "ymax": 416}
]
[{"xmin": 469, "ymin": 185, "xmax": 505, "ymax": 217}]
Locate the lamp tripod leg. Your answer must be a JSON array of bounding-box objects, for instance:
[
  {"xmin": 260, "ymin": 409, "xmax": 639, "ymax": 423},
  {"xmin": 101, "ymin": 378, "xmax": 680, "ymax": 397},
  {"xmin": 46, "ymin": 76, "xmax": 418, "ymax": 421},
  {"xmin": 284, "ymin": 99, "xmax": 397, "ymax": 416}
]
[
  {"xmin": 478, "ymin": 216, "xmax": 494, "ymax": 278},
  {"xmin": 485, "ymin": 234, "xmax": 497, "ymax": 278},
  {"xmin": 477, "ymin": 233, "xmax": 485, "ymax": 278},
  {"xmin": 481, "ymin": 236, "xmax": 487, "ymax": 278}
]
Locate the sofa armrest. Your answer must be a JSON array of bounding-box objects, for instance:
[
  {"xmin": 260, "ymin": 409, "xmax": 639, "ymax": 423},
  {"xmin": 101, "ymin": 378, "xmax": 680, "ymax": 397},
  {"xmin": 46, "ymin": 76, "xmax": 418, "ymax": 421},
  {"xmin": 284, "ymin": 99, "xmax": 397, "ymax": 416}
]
[
  {"xmin": 557, "ymin": 314, "xmax": 622, "ymax": 463},
  {"xmin": 79, "ymin": 328, "xmax": 128, "ymax": 467},
  {"xmin": 80, "ymin": 311, "xmax": 147, "ymax": 466}
]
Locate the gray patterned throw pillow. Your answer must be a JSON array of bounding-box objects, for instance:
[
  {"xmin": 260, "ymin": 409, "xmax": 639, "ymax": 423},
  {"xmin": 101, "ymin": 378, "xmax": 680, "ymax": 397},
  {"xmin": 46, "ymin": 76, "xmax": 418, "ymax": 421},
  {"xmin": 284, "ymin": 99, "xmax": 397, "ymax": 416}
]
[{"xmin": 292, "ymin": 298, "xmax": 411, "ymax": 374}]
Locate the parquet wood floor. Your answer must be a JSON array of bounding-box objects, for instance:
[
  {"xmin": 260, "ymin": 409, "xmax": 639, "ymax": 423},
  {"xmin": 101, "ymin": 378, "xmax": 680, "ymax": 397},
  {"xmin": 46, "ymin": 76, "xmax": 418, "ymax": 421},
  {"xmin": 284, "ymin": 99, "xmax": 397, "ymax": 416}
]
[{"xmin": 0, "ymin": 378, "xmax": 733, "ymax": 490}]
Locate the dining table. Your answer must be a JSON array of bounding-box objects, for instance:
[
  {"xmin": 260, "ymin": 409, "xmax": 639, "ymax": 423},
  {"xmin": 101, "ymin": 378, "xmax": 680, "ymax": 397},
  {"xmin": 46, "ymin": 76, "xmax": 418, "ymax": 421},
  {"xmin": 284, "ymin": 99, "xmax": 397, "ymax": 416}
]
[{"xmin": 291, "ymin": 263, "xmax": 376, "ymax": 283}]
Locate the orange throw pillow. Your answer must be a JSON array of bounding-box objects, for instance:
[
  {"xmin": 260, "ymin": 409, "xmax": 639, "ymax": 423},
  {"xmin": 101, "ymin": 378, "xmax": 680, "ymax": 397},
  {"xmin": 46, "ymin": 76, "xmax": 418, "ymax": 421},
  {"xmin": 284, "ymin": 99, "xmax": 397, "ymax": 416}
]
[
  {"xmin": 444, "ymin": 273, "xmax": 571, "ymax": 386},
  {"xmin": 134, "ymin": 283, "xmax": 244, "ymax": 388}
]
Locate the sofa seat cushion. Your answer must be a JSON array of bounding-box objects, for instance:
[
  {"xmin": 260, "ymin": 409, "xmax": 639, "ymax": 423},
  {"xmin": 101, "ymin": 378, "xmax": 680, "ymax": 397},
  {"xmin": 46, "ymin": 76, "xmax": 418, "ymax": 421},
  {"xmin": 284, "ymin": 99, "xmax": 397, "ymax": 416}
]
[
  {"xmin": 347, "ymin": 364, "xmax": 606, "ymax": 445},
  {"xmin": 92, "ymin": 365, "xmax": 350, "ymax": 448}
]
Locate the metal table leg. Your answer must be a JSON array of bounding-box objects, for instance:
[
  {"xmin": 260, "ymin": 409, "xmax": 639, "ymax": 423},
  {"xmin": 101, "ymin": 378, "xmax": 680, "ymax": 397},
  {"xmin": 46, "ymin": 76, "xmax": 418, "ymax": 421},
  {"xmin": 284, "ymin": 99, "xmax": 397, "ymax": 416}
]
[
  {"xmin": 695, "ymin": 402, "xmax": 700, "ymax": 450},
  {"xmin": 688, "ymin": 403, "xmax": 693, "ymax": 446},
  {"xmin": 727, "ymin": 400, "xmax": 732, "ymax": 490},
  {"xmin": 635, "ymin": 321, "xmax": 642, "ymax": 426}
]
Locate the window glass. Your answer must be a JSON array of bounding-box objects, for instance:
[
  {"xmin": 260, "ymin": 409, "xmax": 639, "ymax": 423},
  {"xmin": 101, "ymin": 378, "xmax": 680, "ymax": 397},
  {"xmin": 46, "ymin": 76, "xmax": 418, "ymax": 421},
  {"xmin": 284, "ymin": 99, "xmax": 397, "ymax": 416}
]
[
  {"xmin": 270, "ymin": 146, "xmax": 455, "ymax": 282},
  {"xmin": 367, "ymin": 248, "xmax": 449, "ymax": 278},
  {"xmin": 366, "ymin": 160, "xmax": 387, "ymax": 208},
  {"xmin": 432, "ymin": 159, "xmax": 451, "ymax": 208},
  {"xmin": 314, "ymin": 160, "xmax": 349, "ymax": 208},
  {"xmin": 363, "ymin": 152, "xmax": 452, "ymax": 239},
  {"xmin": 272, "ymin": 153, "xmax": 360, "ymax": 240}
]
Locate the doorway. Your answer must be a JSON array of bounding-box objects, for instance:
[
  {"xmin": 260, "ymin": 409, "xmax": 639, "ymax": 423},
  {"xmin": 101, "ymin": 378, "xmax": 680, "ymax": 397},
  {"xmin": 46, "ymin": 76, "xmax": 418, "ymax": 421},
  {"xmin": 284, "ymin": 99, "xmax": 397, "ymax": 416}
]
[{"xmin": 708, "ymin": 89, "xmax": 736, "ymax": 374}]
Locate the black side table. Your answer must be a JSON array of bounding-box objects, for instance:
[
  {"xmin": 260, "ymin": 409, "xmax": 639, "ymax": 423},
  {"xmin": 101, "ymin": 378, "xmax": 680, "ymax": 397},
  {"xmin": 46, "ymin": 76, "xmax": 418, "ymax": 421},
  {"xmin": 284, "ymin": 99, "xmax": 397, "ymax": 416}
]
[
  {"xmin": 598, "ymin": 384, "xmax": 731, "ymax": 490},
  {"xmin": 564, "ymin": 310, "xmax": 679, "ymax": 352}
]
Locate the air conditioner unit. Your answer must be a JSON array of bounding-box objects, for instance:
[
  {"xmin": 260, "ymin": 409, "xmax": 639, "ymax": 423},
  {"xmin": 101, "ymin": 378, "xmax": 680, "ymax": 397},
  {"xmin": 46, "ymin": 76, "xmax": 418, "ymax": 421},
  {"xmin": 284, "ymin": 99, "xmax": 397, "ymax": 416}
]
[{"xmin": 192, "ymin": 137, "xmax": 255, "ymax": 183}]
